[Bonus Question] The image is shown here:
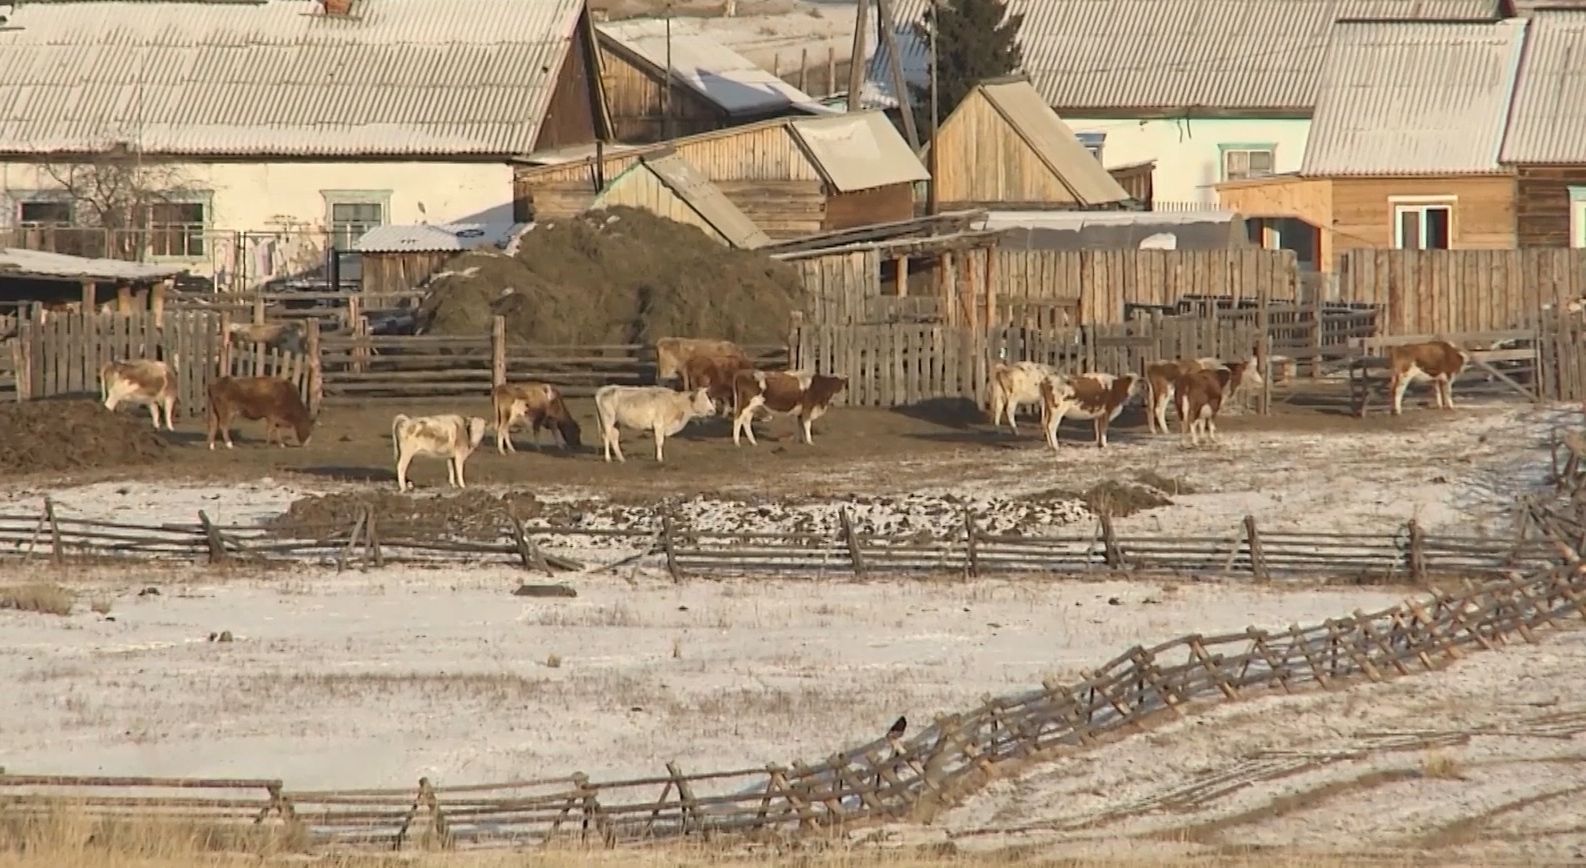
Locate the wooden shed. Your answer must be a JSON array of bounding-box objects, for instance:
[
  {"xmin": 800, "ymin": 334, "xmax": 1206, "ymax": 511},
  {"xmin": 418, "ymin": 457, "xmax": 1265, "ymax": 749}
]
[
  {"xmin": 513, "ymin": 111, "xmax": 929, "ymax": 238},
  {"xmin": 353, "ymin": 223, "xmax": 527, "ymax": 294},
  {"xmin": 926, "ymin": 78, "xmax": 1134, "ymax": 211},
  {"xmin": 1502, "ymin": 12, "xmax": 1586, "ymax": 248},
  {"xmin": 591, "ymin": 152, "xmax": 771, "ymax": 248}
]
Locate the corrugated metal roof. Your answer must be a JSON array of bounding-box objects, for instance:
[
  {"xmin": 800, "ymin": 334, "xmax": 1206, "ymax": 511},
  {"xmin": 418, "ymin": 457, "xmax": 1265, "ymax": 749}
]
[
  {"xmin": 976, "ymin": 79, "xmax": 1131, "ymax": 205},
  {"xmin": 0, "ymin": 247, "xmax": 186, "ymax": 282},
  {"xmin": 598, "ymin": 9, "xmax": 873, "ymax": 86},
  {"xmin": 1500, "ymin": 11, "xmax": 1586, "ymax": 163},
  {"xmin": 354, "ymin": 221, "xmax": 527, "ymax": 253},
  {"xmin": 1302, "ymin": 19, "xmax": 1527, "ymax": 175},
  {"xmin": 601, "ymin": 153, "xmax": 772, "ymax": 249},
  {"xmin": 789, "ymin": 113, "xmax": 930, "ymax": 192},
  {"xmin": 0, "ymin": 0, "xmax": 584, "ymax": 156},
  {"xmin": 598, "ymin": 21, "xmax": 830, "ymax": 116},
  {"xmin": 864, "ymin": 0, "xmax": 1500, "ymax": 112}
]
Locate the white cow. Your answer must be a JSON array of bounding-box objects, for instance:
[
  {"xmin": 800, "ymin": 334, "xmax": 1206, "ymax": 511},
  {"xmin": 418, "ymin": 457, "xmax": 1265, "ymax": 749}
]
[
  {"xmin": 594, "ymin": 385, "xmax": 715, "ymax": 463},
  {"xmin": 100, "ymin": 359, "xmax": 178, "ymax": 431},
  {"xmin": 988, "ymin": 361, "xmax": 1059, "ymax": 435},
  {"xmin": 391, "ymin": 414, "xmax": 488, "ymax": 492}
]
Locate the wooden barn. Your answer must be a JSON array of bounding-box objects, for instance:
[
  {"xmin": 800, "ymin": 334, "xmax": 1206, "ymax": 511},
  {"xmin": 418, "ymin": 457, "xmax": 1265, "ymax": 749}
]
[
  {"xmin": 591, "ymin": 152, "xmax": 771, "ymax": 249},
  {"xmin": 596, "ymin": 19, "xmax": 832, "ymax": 144},
  {"xmin": 1503, "ymin": 12, "xmax": 1586, "ymax": 248},
  {"xmin": 926, "ymin": 78, "xmax": 1135, "ymax": 211},
  {"xmin": 513, "ymin": 111, "xmax": 929, "ymax": 238},
  {"xmin": 353, "ymin": 223, "xmax": 526, "ymax": 294}
]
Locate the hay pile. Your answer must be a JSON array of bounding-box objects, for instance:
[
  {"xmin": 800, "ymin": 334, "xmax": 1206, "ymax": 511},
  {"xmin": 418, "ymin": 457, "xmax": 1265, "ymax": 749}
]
[
  {"xmin": 0, "ymin": 401, "xmax": 169, "ymax": 472},
  {"xmin": 417, "ymin": 207, "xmax": 806, "ymax": 345}
]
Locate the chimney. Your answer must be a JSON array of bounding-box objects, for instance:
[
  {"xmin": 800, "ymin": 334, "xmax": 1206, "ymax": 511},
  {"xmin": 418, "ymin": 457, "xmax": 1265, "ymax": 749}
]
[{"xmin": 322, "ymin": 0, "xmax": 354, "ymax": 15}]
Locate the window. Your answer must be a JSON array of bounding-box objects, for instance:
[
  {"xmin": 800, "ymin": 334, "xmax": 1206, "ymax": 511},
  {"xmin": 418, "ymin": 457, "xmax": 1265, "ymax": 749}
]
[
  {"xmin": 1393, "ymin": 199, "xmax": 1454, "ymax": 250},
  {"xmin": 1571, "ymin": 187, "xmax": 1586, "ymax": 249},
  {"xmin": 323, "ymin": 190, "xmax": 390, "ymax": 250},
  {"xmin": 18, "ymin": 199, "xmax": 72, "ymax": 226},
  {"xmin": 147, "ymin": 201, "xmax": 207, "ymax": 258},
  {"xmin": 1221, "ymin": 144, "xmax": 1276, "ymax": 181},
  {"xmin": 1077, "ymin": 131, "xmax": 1106, "ymax": 163}
]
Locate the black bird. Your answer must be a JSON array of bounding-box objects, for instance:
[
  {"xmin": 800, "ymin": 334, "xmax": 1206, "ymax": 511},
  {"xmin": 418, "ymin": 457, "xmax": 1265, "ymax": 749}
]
[{"xmin": 886, "ymin": 715, "xmax": 907, "ymax": 740}]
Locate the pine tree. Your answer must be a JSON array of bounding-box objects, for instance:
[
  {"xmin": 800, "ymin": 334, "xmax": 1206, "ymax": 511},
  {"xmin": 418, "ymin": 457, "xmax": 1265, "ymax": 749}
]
[{"xmin": 909, "ymin": 0, "xmax": 1025, "ymax": 138}]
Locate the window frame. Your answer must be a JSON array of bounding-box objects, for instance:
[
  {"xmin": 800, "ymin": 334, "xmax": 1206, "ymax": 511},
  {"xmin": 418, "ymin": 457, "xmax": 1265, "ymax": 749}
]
[
  {"xmin": 1570, "ymin": 186, "xmax": 1586, "ymax": 249},
  {"xmin": 144, "ymin": 191, "xmax": 213, "ymax": 261},
  {"xmin": 322, "ymin": 189, "xmax": 392, "ymax": 251},
  {"xmin": 1218, "ymin": 142, "xmax": 1277, "ymax": 182},
  {"xmin": 1389, "ymin": 195, "xmax": 1457, "ymax": 250},
  {"xmin": 1076, "ymin": 131, "xmax": 1106, "ymax": 164}
]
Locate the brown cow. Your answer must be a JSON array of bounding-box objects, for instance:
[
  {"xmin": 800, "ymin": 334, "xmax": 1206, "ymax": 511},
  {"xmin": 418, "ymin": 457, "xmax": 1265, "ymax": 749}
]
[
  {"xmin": 683, "ymin": 352, "xmax": 756, "ymax": 416},
  {"xmin": 1387, "ymin": 340, "xmax": 1469, "ymax": 415},
  {"xmin": 207, "ymin": 376, "xmax": 314, "ymax": 450},
  {"xmin": 730, "ymin": 370, "xmax": 846, "ymax": 445},
  {"xmin": 1039, "ymin": 373, "xmax": 1138, "ymax": 450},
  {"xmin": 491, "ymin": 382, "xmax": 581, "ymax": 454},
  {"xmin": 655, "ymin": 337, "xmax": 749, "ymax": 390},
  {"xmin": 1175, "ymin": 366, "xmax": 1237, "ymax": 446},
  {"xmin": 1143, "ymin": 350, "xmax": 1262, "ymax": 435}
]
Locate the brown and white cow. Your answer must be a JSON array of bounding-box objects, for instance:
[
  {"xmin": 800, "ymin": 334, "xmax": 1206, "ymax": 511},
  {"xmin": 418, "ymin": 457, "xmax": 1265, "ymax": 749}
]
[
  {"xmin": 655, "ymin": 338, "xmax": 749, "ymax": 391},
  {"xmin": 491, "ymin": 381, "xmax": 581, "ymax": 454},
  {"xmin": 1039, "ymin": 373, "xmax": 1138, "ymax": 450},
  {"xmin": 594, "ymin": 385, "xmax": 716, "ymax": 463},
  {"xmin": 1143, "ymin": 351, "xmax": 1262, "ymax": 435},
  {"xmin": 683, "ymin": 351, "xmax": 756, "ymax": 416},
  {"xmin": 100, "ymin": 359, "xmax": 178, "ymax": 431},
  {"xmin": 392, "ymin": 414, "xmax": 489, "ymax": 491},
  {"xmin": 730, "ymin": 369, "xmax": 846, "ymax": 446},
  {"xmin": 1387, "ymin": 340, "xmax": 1469, "ymax": 415},
  {"xmin": 1175, "ymin": 366, "xmax": 1237, "ymax": 447},
  {"xmin": 206, "ymin": 376, "xmax": 314, "ymax": 450},
  {"xmin": 988, "ymin": 361, "xmax": 1060, "ymax": 436}
]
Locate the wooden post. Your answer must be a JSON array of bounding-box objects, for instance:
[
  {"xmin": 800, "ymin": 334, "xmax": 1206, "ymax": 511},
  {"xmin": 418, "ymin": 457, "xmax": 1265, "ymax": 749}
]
[
  {"xmin": 366, "ymin": 510, "xmax": 384, "ymax": 567},
  {"xmin": 787, "ymin": 310, "xmax": 803, "ymax": 370},
  {"xmin": 897, "ymin": 255, "xmax": 910, "ymax": 298},
  {"xmin": 346, "ymin": 294, "xmax": 362, "ymax": 334},
  {"xmin": 250, "ymin": 294, "xmax": 266, "ymax": 377},
  {"xmin": 217, "ymin": 313, "xmax": 233, "ymax": 378},
  {"xmin": 1257, "ymin": 287, "xmax": 1272, "ymax": 415},
  {"xmin": 151, "ymin": 279, "xmax": 169, "ymax": 329},
  {"xmin": 799, "ymin": 47, "xmax": 809, "ymax": 92},
  {"xmin": 198, "ymin": 510, "xmax": 228, "ymax": 564},
  {"xmin": 1309, "ymin": 293, "xmax": 1323, "ymax": 378},
  {"xmin": 338, "ymin": 510, "xmax": 368, "ymax": 572},
  {"xmin": 963, "ymin": 510, "xmax": 979, "ymax": 578},
  {"xmin": 44, "ymin": 497, "xmax": 62, "ymax": 565},
  {"xmin": 1099, "ymin": 511, "xmax": 1121, "ymax": 568},
  {"xmin": 825, "ymin": 43, "xmax": 836, "ymax": 97},
  {"xmin": 80, "ymin": 280, "xmax": 96, "ymax": 314},
  {"xmin": 840, "ymin": 508, "xmax": 866, "ymax": 577},
  {"xmin": 353, "ymin": 315, "xmax": 370, "ymax": 375},
  {"xmin": 1244, "ymin": 515, "xmax": 1269, "ymax": 582},
  {"xmin": 305, "ymin": 319, "xmax": 323, "ymax": 416},
  {"xmin": 491, "ymin": 315, "xmax": 507, "ymax": 388},
  {"xmin": 1408, "ymin": 519, "xmax": 1427, "ymax": 583},
  {"xmin": 662, "ymin": 514, "xmax": 681, "ymax": 581},
  {"xmin": 511, "ymin": 516, "xmax": 552, "ymax": 575}
]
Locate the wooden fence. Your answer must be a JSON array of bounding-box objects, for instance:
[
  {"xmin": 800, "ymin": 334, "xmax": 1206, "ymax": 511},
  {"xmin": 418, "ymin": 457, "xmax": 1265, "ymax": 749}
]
[
  {"xmin": 1338, "ymin": 249, "xmax": 1586, "ymax": 336},
  {"xmin": 3, "ymin": 513, "xmax": 1582, "ymax": 848}
]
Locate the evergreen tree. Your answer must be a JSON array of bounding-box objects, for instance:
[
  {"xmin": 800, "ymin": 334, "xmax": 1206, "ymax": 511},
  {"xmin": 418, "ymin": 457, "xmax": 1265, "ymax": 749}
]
[{"xmin": 909, "ymin": 0, "xmax": 1025, "ymax": 138}]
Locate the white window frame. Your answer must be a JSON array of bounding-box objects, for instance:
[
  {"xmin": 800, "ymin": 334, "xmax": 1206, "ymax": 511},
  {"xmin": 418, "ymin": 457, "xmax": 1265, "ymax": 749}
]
[
  {"xmin": 1076, "ymin": 131, "xmax": 1106, "ymax": 164},
  {"xmin": 1570, "ymin": 187, "xmax": 1586, "ymax": 249},
  {"xmin": 1220, "ymin": 144, "xmax": 1276, "ymax": 182},
  {"xmin": 322, "ymin": 189, "xmax": 391, "ymax": 251},
  {"xmin": 145, "ymin": 193, "xmax": 212, "ymax": 261},
  {"xmin": 1389, "ymin": 195, "xmax": 1456, "ymax": 250}
]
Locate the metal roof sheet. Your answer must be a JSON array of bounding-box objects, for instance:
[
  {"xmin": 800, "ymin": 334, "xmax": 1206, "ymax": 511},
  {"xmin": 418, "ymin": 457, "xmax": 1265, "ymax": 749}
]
[
  {"xmin": 599, "ymin": 153, "xmax": 772, "ymax": 249},
  {"xmin": 0, "ymin": 247, "xmax": 187, "ymax": 282},
  {"xmin": 789, "ymin": 112, "xmax": 930, "ymax": 192},
  {"xmin": 354, "ymin": 221, "xmax": 527, "ymax": 253},
  {"xmin": 0, "ymin": 0, "xmax": 584, "ymax": 157},
  {"xmin": 864, "ymin": 0, "xmax": 1500, "ymax": 112},
  {"xmin": 1302, "ymin": 19, "xmax": 1527, "ymax": 175},
  {"xmin": 598, "ymin": 21, "xmax": 830, "ymax": 116},
  {"xmin": 1500, "ymin": 11, "xmax": 1586, "ymax": 163},
  {"xmin": 976, "ymin": 79, "xmax": 1131, "ymax": 205}
]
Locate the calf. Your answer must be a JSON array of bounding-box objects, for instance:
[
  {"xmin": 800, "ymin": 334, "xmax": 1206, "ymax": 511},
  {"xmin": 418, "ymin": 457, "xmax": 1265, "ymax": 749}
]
[
  {"xmin": 491, "ymin": 382, "xmax": 581, "ymax": 454},
  {"xmin": 1039, "ymin": 373, "xmax": 1138, "ymax": 450},
  {"xmin": 988, "ymin": 361, "xmax": 1059, "ymax": 435},
  {"xmin": 655, "ymin": 337, "xmax": 749, "ymax": 390},
  {"xmin": 1144, "ymin": 352, "xmax": 1262, "ymax": 435},
  {"xmin": 206, "ymin": 376, "xmax": 314, "ymax": 450},
  {"xmin": 595, "ymin": 385, "xmax": 716, "ymax": 463},
  {"xmin": 730, "ymin": 369, "xmax": 846, "ymax": 446},
  {"xmin": 1175, "ymin": 367, "xmax": 1237, "ymax": 447},
  {"xmin": 100, "ymin": 359, "xmax": 178, "ymax": 431},
  {"xmin": 392, "ymin": 414, "xmax": 488, "ymax": 491},
  {"xmin": 1387, "ymin": 340, "xmax": 1469, "ymax": 415}
]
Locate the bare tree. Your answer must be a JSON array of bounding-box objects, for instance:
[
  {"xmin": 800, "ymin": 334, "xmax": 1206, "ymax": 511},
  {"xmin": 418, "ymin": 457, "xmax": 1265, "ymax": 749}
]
[{"xmin": 41, "ymin": 147, "xmax": 195, "ymax": 260}]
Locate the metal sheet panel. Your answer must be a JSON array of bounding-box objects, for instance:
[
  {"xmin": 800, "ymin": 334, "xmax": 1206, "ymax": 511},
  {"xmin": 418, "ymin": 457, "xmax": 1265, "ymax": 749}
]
[
  {"xmin": 598, "ymin": 21, "xmax": 828, "ymax": 116},
  {"xmin": 0, "ymin": 247, "xmax": 187, "ymax": 281},
  {"xmin": 1500, "ymin": 12, "xmax": 1586, "ymax": 164},
  {"xmin": 789, "ymin": 112, "xmax": 929, "ymax": 192}
]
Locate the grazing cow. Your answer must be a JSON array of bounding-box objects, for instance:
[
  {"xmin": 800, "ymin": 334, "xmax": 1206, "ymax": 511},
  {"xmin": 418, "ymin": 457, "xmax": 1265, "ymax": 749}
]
[
  {"xmin": 988, "ymin": 361, "xmax": 1059, "ymax": 435},
  {"xmin": 1387, "ymin": 340, "xmax": 1470, "ymax": 415},
  {"xmin": 655, "ymin": 338, "xmax": 749, "ymax": 390},
  {"xmin": 1039, "ymin": 373, "xmax": 1138, "ymax": 450},
  {"xmin": 730, "ymin": 369, "xmax": 846, "ymax": 446},
  {"xmin": 392, "ymin": 414, "xmax": 488, "ymax": 491},
  {"xmin": 1143, "ymin": 351, "xmax": 1262, "ymax": 435},
  {"xmin": 206, "ymin": 376, "xmax": 314, "ymax": 450},
  {"xmin": 100, "ymin": 359, "xmax": 178, "ymax": 431},
  {"xmin": 594, "ymin": 385, "xmax": 715, "ymax": 463},
  {"xmin": 683, "ymin": 352, "xmax": 756, "ymax": 416},
  {"xmin": 1175, "ymin": 367, "xmax": 1237, "ymax": 447},
  {"xmin": 228, "ymin": 322, "xmax": 305, "ymax": 354},
  {"xmin": 491, "ymin": 382, "xmax": 581, "ymax": 454}
]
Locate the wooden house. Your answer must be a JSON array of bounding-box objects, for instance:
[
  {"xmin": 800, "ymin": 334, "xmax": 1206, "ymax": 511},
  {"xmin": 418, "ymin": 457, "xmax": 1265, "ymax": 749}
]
[
  {"xmin": 596, "ymin": 19, "xmax": 831, "ymax": 144},
  {"xmin": 513, "ymin": 112, "xmax": 929, "ymax": 238},
  {"xmin": 926, "ymin": 78, "xmax": 1134, "ymax": 211},
  {"xmin": 1502, "ymin": 11, "xmax": 1586, "ymax": 247},
  {"xmin": 591, "ymin": 152, "xmax": 772, "ymax": 249}
]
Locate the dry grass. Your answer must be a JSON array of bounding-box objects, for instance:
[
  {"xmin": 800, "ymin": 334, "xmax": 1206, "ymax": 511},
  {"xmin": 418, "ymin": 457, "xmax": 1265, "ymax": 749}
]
[
  {"xmin": 89, "ymin": 596, "xmax": 113, "ymax": 615},
  {"xmin": 545, "ymin": 653, "xmax": 563, "ymax": 669},
  {"xmin": 1421, "ymin": 751, "xmax": 1465, "ymax": 780},
  {"xmin": 0, "ymin": 582, "xmax": 75, "ymax": 615}
]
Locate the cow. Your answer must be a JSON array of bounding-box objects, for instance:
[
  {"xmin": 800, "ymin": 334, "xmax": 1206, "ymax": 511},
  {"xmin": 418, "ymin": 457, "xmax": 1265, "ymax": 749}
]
[
  {"xmin": 594, "ymin": 385, "xmax": 715, "ymax": 463},
  {"xmin": 682, "ymin": 352, "xmax": 756, "ymax": 416},
  {"xmin": 100, "ymin": 359, "xmax": 178, "ymax": 431},
  {"xmin": 730, "ymin": 369, "xmax": 846, "ymax": 446},
  {"xmin": 491, "ymin": 382, "xmax": 581, "ymax": 454},
  {"xmin": 655, "ymin": 338, "xmax": 749, "ymax": 390},
  {"xmin": 1039, "ymin": 373, "xmax": 1138, "ymax": 450},
  {"xmin": 228, "ymin": 321, "xmax": 305, "ymax": 354},
  {"xmin": 392, "ymin": 414, "xmax": 488, "ymax": 492},
  {"xmin": 988, "ymin": 361, "xmax": 1060, "ymax": 435},
  {"xmin": 206, "ymin": 376, "xmax": 314, "ymax": 450},
  {"xmin": 1175, "ymin": 366, "xmax": 1238, "ymax": 447},
  {"xmin": 1387, "ymin": 340, "xmax": 1470, "ymax": 415},
  {"xmin": 1143, "ymin": 351, "xmax": 1262, "ymax": 436}
]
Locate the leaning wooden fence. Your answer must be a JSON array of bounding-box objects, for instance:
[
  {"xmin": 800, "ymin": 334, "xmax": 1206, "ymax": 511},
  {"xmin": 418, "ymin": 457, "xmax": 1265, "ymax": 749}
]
[
  {"xmin": 4, "ymin": 529, "xmax": 1583, "ymax": 848},
  {"xmin": 1338, "ymin": 249, "xmax": 1586, "ymax": 336}
]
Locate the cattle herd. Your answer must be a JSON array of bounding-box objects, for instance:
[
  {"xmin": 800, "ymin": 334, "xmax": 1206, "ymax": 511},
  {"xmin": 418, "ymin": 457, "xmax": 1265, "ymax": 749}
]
[{"xmin": 92, "ymin": 335, "xmax": 1476, "ymax": 491}]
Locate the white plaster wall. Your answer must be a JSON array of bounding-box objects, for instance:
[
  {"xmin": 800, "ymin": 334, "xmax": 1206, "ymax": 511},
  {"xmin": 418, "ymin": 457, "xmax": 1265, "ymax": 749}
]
[{"xmin": 1064, "ymin": 117, "xmax": 1311, "ymax": 207}]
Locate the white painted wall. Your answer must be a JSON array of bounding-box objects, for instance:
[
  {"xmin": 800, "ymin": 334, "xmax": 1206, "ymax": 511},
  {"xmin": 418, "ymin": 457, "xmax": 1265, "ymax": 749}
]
[
  {"xmin": 0, "ymin": 160, "xmax": 515, "ymax": 287},
  {"xmin": 1064, "ymin": 117, "xmax": 1311, "ymax": 207}
]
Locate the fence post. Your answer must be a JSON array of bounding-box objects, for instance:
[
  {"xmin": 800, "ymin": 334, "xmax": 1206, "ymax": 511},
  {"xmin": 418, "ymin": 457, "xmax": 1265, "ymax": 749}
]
[
  {"xmin": 963, "ymin": 510, "xmax": 980, "ymax": 578},
  {"xmin": 1098, "ymin": 512, "xmax": 1121, "ymax": 568},
  {"xmin": 366, "ymin": 509, "xmax": 384, "ymax": 567},
  {"xmin": 511, "ymin": 516, "xmax": 552, "ymax": 575},
  {"xmin": 1309, "ymin": 293, "xmax": 1323, "ymax": 378},
  {"xmin": 840, "ymin": 508, "xmax": 867, "ymax": 577},
  {"xmin": 44, "ymin": 496, "xmax": 62, "ymax": 564},
  {"xmin": 491, "ymin": 315, "xmax": 507, "ymax": 388},
  {"xmin": 198, "ymin": 510, "xmax": 228, "ymax": 564},
  {"xmin": 787, "ymin": 310, "xmax": 803, "ymax": 370},
  {"xmin": 1257, "ymin": 288, "xmax": 1272, "ymax": 415},
  {"xmin": 662, "ymin": 514, "xmax": 682, "ymax": 581},
  {"xmin": 1408, "ymin": 519, "xmax": 1427, "ymax": 583},
  {"xmin": 1243, "ymin": 515, "xmax": 1269, "ymax": 582},
  {"xmin": 217, "ymin": 312, "xmax": 233, "ymax": 378},
  {"xmin": 353, "ymin": 315, "xmax": 370, "ymax": 374},
  {"xmin": 10, "ymin": 339, "xmax": 26, "ymax": 402},
  {"xmin": 305, "ymin": 319, "xmax": 323, "ymax": 416}
]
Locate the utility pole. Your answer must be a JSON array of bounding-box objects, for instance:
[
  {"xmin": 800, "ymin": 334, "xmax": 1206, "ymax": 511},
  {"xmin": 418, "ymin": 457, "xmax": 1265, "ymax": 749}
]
[
  {"xmin": 847, "ymin": 0, "xmax": 870, "ymax": 111},
  {"xmin": 663, "ymin": 5, "xmax": 673, "ymax": 140},
  {"xmin": 927, "ymin": 0, "xmax": 940, "ymax": 215},
  {"xmin": 875, "ymin": 0, "xmax": 919, "ymax": 150}
]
